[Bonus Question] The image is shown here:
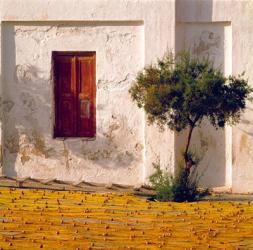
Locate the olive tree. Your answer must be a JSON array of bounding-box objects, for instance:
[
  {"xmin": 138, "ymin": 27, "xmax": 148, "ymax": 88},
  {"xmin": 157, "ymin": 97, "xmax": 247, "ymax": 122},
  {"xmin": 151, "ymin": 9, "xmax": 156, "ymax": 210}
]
[{"xmin": 129, "ymin": 51, "xmax": 252, "ymax": 176}]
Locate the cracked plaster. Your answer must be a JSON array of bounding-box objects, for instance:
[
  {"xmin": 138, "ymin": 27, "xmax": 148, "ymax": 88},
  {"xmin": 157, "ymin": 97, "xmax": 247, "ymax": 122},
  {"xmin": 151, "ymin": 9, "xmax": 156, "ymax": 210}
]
[{"xmin": 2, "ymin": 22, "xmax": 146, "ymax": 185}]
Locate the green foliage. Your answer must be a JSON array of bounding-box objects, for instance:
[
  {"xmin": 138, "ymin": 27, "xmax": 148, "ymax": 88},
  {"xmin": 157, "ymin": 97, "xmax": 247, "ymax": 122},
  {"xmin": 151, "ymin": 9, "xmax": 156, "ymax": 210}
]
[
  {"xmin": 149, "ymin": 162, "xmax": 208, "ymax": 202},
  {"xmin": 171, "ymin": 164, "xmax": 200, "ymax": 202},
  {"xmin": 129, "ymin": 51, "xmax": 252, "ymax": 132},
  {"xmin": 149, "ymin": 163, "xmax": 173, "ymax": 201}
]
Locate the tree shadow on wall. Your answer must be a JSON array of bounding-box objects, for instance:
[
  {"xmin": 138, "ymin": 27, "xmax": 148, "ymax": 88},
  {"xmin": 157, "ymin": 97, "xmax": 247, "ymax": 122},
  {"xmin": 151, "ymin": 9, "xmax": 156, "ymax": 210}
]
[{"xmin": 238, "ymin": 106, "xmax": 253, "ymax": 137}]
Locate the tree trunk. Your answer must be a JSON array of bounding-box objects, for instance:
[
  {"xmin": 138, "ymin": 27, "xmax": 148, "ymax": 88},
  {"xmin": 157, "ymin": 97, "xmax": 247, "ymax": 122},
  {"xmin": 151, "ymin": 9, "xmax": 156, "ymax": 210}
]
[{"xmin": 184, "ymin": 125, "xmax": 194, "ymax": 174}]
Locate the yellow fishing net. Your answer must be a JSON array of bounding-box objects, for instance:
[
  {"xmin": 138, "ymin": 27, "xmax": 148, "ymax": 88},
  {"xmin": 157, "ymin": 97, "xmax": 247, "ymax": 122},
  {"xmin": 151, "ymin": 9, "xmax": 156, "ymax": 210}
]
[{"xmin": 0, "ymin": 188, "xmax": 252, "ymax": 249}]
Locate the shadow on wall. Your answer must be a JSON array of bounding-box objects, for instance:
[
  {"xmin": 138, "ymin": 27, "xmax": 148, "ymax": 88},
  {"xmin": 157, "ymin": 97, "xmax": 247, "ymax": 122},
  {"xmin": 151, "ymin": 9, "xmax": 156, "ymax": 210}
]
[
  {"xmin": 2, "ymin": 24, "xmax": 17, "ymax": 177},
  {"xmin": 0, "ymin": 74, "xmax": 2, "ymax": 173},
  {"xmin": 239, "ymin": 107, "xmax": 253, "ymax": 136},
  {"xmin": 175, "ymin": 1, "xmax": 228, "ymax": 188},
  {"xmin": 234, "ymin": 105, "xmax": 253, "ymax": 165},
  {"xmin": 176, "ymin": 0, "xmax": 214, "ymax": 23},
  {"xmin": 1, "ymin": 24, "xmax": 142, "ymax": 180},
  {"xmin": 1, "ymin": 24, "xmax": 54, "ymax": 177}
]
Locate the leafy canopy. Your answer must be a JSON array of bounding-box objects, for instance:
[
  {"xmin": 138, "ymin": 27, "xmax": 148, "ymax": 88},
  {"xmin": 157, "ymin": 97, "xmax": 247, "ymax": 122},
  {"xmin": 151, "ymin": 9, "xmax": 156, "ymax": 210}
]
[{"xmin": 129, "ymin": 51, "xmax": 252, "ymax": 131}]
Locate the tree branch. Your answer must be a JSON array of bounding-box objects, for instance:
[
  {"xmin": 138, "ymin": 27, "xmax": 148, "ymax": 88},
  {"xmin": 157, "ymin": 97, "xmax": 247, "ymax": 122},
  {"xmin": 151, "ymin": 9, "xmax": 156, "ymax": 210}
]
[{"xmin": 187, "ymin": 117, "xmax": 194, "ymax": 127}]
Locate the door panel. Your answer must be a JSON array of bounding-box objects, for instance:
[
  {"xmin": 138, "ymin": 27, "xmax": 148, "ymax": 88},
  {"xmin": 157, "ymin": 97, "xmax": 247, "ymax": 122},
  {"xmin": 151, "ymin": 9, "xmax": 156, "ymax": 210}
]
[
  {"xmin": 54, "ymin": 56, "xmax": 77, "ymax": 137},
  {"xmin": 77, "ymin": 55, "xmax": 96, "ymax": 137}
]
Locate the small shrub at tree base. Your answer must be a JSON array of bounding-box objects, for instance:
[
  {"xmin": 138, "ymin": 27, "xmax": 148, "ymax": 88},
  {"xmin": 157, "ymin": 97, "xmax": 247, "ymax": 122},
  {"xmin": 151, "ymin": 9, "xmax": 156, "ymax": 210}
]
[
  {"xmin": 173, "ymin": 151, "xmax": 209, "ymax": 202},
  {"xmin": 149, "ymin": 162, "xmax": 207, "ymax": 202},
  {"xmin": 149, "ymin": 163, "xmax": 173, "ymax": 201},
  {"xmin": 171, "ymin": 164, "xmax": 199, "ymax": 202}
]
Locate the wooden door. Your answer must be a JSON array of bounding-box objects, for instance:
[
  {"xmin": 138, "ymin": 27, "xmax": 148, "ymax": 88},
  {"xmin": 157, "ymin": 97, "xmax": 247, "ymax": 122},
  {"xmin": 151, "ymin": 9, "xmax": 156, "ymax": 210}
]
[
  {"xmin": 77, "ymin": 54, "xmax": 96, "ymax": 137},
  {"xmin": 53, "ymin": 52, "xmax": 96, "ymax": 138}
]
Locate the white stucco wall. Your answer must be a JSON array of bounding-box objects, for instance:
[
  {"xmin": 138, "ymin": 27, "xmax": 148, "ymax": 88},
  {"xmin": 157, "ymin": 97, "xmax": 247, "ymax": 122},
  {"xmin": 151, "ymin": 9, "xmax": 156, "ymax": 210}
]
[
  {"xmin": 2, "ymin": 22, "xmax": 145, "ymax": 184},
  {"xmin": 0, "ymin": 0, "xmax": 175, "ymax": 185}
]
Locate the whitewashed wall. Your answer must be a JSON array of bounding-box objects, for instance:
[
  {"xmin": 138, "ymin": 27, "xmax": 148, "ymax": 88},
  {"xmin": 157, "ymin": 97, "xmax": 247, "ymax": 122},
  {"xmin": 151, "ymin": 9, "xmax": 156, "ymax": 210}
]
[{"xmin": 0, "ymin": 0, "xmax": 175, "ymax": 185}]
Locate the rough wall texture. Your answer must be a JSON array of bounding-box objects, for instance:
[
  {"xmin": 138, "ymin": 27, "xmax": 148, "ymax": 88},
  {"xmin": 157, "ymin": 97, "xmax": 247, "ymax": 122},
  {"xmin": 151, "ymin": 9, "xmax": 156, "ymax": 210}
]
[
  {"xmin": 0, "ymin": 0, "xmax": 176, "ymax": 185},
  {"xmin": 2, "ymin": 22, "xmax": 145, "ymax": 184}
]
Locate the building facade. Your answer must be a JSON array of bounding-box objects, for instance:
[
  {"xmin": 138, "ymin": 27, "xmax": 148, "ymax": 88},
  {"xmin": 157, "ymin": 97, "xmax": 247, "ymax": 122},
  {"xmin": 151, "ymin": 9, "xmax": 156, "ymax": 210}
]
[{"xmin": 1, "ymin": 0, "xmax": 253, "ymax": 193}]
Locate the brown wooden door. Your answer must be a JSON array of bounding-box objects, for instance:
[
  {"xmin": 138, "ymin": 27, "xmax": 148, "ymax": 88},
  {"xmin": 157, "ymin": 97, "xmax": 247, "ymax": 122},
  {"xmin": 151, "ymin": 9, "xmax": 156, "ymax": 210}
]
[
  {"xmin": 54, "ymin": 52, "xmax": 96, "ymax": 137},
  {"xmin": 77, "ymin": 55, "xmax": 96, "ymax": 137}
]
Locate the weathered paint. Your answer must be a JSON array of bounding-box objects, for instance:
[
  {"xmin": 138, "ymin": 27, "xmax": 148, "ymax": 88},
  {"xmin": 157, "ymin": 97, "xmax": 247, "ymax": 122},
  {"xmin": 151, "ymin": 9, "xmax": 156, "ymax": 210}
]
[
  {"xmin": 2, "ymin": 23, "xmax": 145, "ymax": 184},
  {"xmin": 0, "ymin": 0, "xmax": 175, "ymax": 186}
]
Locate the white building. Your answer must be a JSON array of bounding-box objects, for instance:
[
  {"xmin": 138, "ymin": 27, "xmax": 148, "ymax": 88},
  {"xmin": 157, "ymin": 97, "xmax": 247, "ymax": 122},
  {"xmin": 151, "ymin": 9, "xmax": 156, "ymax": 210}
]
[{"xmin": 0, "ymin": 0, "xmax": 253, "ymax": 193}]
